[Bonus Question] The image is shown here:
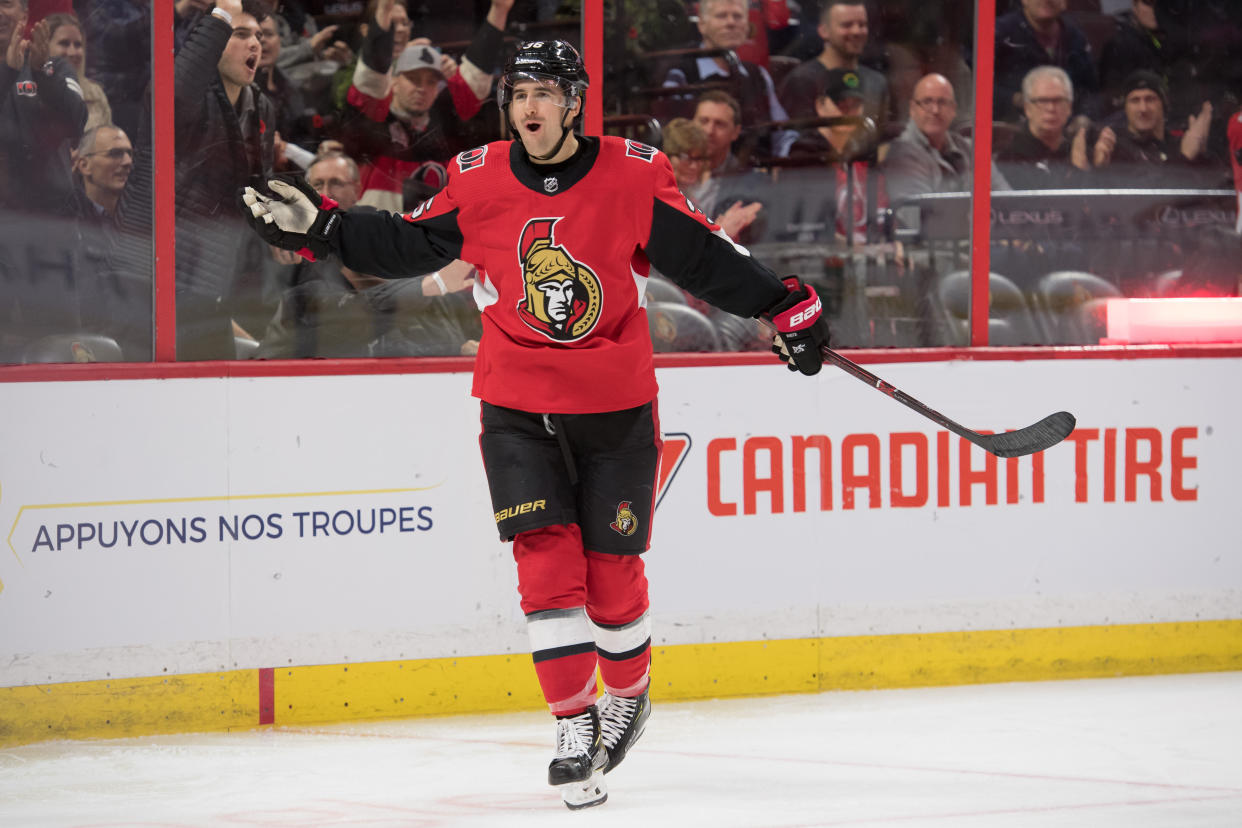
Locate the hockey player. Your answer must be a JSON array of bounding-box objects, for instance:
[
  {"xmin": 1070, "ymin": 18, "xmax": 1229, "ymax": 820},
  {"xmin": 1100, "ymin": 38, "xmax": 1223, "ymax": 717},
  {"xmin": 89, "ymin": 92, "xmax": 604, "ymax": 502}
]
[{"xmin": 240, "ymin": 40, "xmax": 830, "ymax": 810}]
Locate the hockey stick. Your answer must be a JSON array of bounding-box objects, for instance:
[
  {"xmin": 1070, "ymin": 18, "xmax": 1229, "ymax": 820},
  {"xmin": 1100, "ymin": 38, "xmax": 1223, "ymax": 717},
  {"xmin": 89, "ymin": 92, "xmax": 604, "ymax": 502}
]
[{"xmin": 819, "ymin": 346, "xmax": 1075, "ymax": 458}]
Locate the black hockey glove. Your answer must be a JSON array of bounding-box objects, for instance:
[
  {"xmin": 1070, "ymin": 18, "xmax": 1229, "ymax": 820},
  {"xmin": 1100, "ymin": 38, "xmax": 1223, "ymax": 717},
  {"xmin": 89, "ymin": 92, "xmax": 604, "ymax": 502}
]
[
  {"xmin": 238, "ymin": 177, "xmax": 343, "ymax": 262},
  {"xmin": 761, "ymin": 276, "xmax": 831, "ymax": 376}
]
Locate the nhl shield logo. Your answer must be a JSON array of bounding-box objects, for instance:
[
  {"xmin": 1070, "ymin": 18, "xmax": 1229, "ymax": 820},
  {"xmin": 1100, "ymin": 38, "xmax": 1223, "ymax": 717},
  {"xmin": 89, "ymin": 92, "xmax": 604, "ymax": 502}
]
[
  {"xmin": 543, "ymin": 176, "xmax": 558, "ymax": 193},
  {"xmin": 610, "ymin": 501, "xmax": 638, "ymax": 537}
]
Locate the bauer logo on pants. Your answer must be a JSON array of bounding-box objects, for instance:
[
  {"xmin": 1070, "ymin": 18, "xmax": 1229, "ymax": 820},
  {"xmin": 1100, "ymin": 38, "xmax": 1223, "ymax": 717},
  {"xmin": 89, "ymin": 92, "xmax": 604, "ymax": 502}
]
[{"xmin": 610, "ymin": 501, "xmax": 638, "ymax": 536}]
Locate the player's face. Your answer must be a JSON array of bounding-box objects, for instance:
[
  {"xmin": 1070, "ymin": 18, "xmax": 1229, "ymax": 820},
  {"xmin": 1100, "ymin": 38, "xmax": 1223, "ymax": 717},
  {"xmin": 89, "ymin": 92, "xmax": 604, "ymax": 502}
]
[
  {"xmin": 1125, "ymin": 89, "xmax": 1164, "ymax": 136},
  {"xmin": 1133, "ymin": 0, "xmax": 1157, "ymax": 30},
  {"xmin": 257, "ymin": 17, "xmax": 280, "ymax": 69},
  {"xmin": 540, "ymin": 278, "xmax": 576, "ymax": 324},
  {"xmin": 820, "ymin": 4, "xmax": 868, "ymax": 60},
  {"xmin": 48, "ymin": 23, "xmax": 86, "ymax": 75},
  {"xmin": 697, "ymin": 0, "xmax": 748, "ymax": 50},
  {"xmin": 693, "ymin": 101, "xmax": 741, "ymax": 162},
  {"xmin": 511, "ymin": 79, "xmax": 579, "ymax": 158},
  {"xmin": 218, "ymin": 14, "xmax": 261, "ymax": 89},
  {"xmin": 394, "ymin": 68, "xmax": 440, "ymax": 116},
  {"xmin": 78, "ymin": 127, "xmax": 134, "ymax": 196},
  {"xmin": 307, "ymin": 157, "xmax": 361, "ymax": 211}
]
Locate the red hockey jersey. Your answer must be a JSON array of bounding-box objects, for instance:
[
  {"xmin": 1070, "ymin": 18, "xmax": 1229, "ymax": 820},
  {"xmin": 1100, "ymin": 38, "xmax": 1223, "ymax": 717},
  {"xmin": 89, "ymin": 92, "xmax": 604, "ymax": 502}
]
[{"xmin": 332, "ymin": 135, "xmax": 787, "ymax": 413}]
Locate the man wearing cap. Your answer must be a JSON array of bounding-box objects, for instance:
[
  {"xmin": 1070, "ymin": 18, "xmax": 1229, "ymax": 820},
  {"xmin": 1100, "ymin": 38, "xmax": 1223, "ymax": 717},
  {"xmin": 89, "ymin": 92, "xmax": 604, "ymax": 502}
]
[
  {"xmin": 787, "ymin": 67, "xmax": 885, "ymax": 244},
  {"xmin": 789, "ymin": 68, "xmax": 872, "ymax": 162},
  {"xmin": 1078, "ymin": 69, "xmax": 1215, "ymax": 187},
  {"xmin": 883, "ymin": 73, "xmax": 1010, "ymax": 205},
  {"xmin": 341, "ymin": 0, "xmax": 512, "ymax": 211}
]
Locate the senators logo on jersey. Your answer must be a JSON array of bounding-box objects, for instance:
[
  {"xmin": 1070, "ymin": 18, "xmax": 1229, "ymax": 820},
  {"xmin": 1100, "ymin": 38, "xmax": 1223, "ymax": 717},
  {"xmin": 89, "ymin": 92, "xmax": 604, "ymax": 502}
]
[{"xmin": 515, "ymin": 218, "xmax": 603, "ymax": 341}]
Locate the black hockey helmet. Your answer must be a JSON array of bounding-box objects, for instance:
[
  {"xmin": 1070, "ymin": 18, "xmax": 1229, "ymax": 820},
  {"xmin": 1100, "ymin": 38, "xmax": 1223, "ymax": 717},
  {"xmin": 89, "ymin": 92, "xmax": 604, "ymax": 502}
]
[{"xmin": 497, "ymin": 40, "xmax": 590, "ymax": 112}]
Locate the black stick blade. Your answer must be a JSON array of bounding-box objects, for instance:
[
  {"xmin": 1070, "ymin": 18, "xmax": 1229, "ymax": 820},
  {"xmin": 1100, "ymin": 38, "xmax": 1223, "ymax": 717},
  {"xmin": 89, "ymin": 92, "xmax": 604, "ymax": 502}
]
[{"xmin": 974, "ymin": 411, "xmax": 1077, "ymax": 458}]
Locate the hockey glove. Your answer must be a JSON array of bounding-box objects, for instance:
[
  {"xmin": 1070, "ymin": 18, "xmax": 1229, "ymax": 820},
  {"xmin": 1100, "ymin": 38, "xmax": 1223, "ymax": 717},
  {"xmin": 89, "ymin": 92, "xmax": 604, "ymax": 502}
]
[
  {"xmin": 239, "ymin": 177, "xmax": 342, "ymax": 262},
  {"xmin": 761, "ymin": 276, "xmax": 830, "ymax": 376}
]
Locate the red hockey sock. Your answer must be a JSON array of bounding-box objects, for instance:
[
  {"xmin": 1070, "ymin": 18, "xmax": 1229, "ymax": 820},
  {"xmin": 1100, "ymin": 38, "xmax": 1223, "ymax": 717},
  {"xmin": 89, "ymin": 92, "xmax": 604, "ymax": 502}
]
[
  {"xmin": 514, "ymin": 525, "xmax": 599, "ymax": 714},
  {"xmin": 585, "ymin": 550, "xmax": 651, "ymax": 697}
]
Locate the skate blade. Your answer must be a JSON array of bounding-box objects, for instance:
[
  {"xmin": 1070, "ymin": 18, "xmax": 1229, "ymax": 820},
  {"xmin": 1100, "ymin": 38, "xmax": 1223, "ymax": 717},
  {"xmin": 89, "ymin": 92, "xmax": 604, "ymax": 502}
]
[{"xmin": 559, "ymin": 769, "xmax": 607, "ymax": 810}]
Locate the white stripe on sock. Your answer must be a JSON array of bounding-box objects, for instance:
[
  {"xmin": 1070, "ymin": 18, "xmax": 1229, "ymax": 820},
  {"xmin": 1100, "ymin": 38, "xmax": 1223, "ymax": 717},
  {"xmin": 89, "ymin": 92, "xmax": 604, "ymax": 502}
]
[{"xmin": 589, "ymin": 610, "xmax": 651, "ymax": 657}]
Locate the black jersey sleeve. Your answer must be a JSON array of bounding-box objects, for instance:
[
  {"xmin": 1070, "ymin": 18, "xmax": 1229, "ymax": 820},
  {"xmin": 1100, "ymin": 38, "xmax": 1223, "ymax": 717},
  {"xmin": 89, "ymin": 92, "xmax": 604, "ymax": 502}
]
[
  {"xmin": 642, "ymin": 155, "xmax": 787, "ymax": 317},
  {"xmin": 332, "ymin": 197, "xmax": 465, "ymax": 279}
]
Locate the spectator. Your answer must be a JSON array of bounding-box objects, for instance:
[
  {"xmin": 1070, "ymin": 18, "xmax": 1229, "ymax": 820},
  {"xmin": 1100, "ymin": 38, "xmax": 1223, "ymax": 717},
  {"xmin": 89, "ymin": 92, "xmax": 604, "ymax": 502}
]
[
  {"xmin": 691, "ymin": 90, "xmax": 768, "ymax": 236},
  {"xmin": 1077, "ymin": 70, "xmax": 1217, "ymax": 187},
  {"xmin": 1097, "ymin": 0, "xmax": 1166, "ymax": 117},
  {"xmin": 43, "ymin": 13, "xmax": 111, "ymax": 132},
  {"xmin": 662, "ymin": 0, "xmax": 792, "ymax": 159},
  {"xmin": 0, "ymin": 5, "xmax": 87, "ymax": 216},
  {"xmin": 73, "ymin": 123, "xmax": 132, "ymax": 219},
  {"xmin": 1152, "ymin": 0, "xmax": 1242, "ymax": 162},
  {"xmin": 330, "ymin": 0, "xmax": 412, "ymax": 112},
  {"xmin": 662, "ymin": 117, "xmax": 760, "ymax": 241},
  {"xmin": 732, "ymin": 0, "xmax": 797, "ymax": 67},
  {"xmin": 777, "ymin": 0, "xmax": 890, "ymax": 138},
  {"xmin": 174, "ymin": 0, "xmax": 276, "ymax": 360},
  {"xmin": 994, "ymin": 66, "xmax": 1085, "ymax": 190},
  {"xmin": 787, "ymin": 67, "xmax": 885, "ymax": 244},
  {"xmin": 883, "ymin": 73, "xmax": 1010, "ymax": 205},
  {"xmin": 254, "ymin": 10, "xmax": 319, "ymax": 164},
  {"xmin": 994, "ymin": 0, "xmax": 1097, "ymax": 122},
  {"xmin": 788, "ymin": 68, "xmax": 876, "ymax": 163},
  {"xmin": 693, "ymin": 89, "xmax": 744, "ymax": 177},
  {"xmin": 78, "ymin": 0, "xmax": 151, "ymax": 140},
  {"xmin": 261, "ymin": 0, "xmax": 352, "ymax": 75},
  {"xmin": 255, "ymin": 152, "xmax": 480, "ymax": 358},
  {"xmin": 68, "ymin": 122, "xmax": 151, "ymax": 359},
  {"xmin": 341, "ymin": 0, "xmax": 510, "ymax": 211},
  {"xmin": 174, "ymin": 0, "xmax": 212, "ymax": 50}
]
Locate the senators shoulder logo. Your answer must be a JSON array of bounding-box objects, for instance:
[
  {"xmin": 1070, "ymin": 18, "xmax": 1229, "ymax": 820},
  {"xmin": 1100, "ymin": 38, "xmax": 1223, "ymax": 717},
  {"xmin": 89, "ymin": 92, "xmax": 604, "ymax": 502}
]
[{"xmin": 515, "ymin": 218, "xmax": 603, "ymax": 341}]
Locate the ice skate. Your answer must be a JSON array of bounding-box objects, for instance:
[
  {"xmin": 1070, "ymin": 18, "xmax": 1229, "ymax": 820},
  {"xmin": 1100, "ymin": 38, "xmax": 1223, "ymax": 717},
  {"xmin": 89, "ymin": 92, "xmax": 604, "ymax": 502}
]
[
  {"xmin": 597, "ymin": 689, "xmax": 650, "ymax": 773},
  {"xmin": 548, "ymin": 706, "xmax": 609, "ymax": 809}
]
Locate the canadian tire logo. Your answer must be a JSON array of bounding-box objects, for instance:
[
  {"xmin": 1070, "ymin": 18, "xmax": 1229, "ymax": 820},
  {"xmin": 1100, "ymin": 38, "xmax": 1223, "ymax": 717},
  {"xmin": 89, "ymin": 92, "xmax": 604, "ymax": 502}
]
[{"xmin": 656, "ymin": 432, "xmax": 691, "ymax": 511}]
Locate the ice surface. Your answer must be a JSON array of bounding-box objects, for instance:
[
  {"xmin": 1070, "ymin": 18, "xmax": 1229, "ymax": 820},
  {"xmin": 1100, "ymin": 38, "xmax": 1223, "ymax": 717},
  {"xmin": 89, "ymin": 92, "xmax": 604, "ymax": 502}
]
[{"xmin": 1, "ymin": 672, "xmax": 1239, "ymax": 827}]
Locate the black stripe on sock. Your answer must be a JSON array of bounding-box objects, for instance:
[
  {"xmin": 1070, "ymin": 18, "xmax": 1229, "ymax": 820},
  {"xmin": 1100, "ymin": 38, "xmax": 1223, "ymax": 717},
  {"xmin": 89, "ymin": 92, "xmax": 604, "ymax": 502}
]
[
  {"xmin": 596, "ymin": 637, "xmax": 652, "ymax": 662},
  {"xmin": 532, "ymin": 641, "xmax": 596, "ymax": 663}
]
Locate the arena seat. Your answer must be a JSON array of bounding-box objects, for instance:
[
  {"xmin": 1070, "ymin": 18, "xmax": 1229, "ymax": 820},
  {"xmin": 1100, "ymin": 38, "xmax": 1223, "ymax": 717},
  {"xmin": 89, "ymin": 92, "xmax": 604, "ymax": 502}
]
[
  {"xmin": 1031, "ymin": 270, "xmax": 1123, "ymax": 344},
  {"xmin": 644, "ymin": 275, "xmax": 688, "ymax": 305},
  {"xmin": 647, "ymin": 302, "xmax": 721, "ymax": 352},
  {"xmin": 22, "ymin": 333, "xmax": 123, "ymax": 364},
  {"xmin": 929, "ymin": 270, "xmax": 1041, "ymax": 345}
]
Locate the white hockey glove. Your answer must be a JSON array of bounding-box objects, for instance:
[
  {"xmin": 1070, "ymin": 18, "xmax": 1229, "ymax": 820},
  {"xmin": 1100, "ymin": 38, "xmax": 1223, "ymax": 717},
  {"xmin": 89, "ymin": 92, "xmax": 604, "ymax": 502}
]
[
  {"xmin": 239, "ymin": 178, "xmax": 342, "ymax": 261},
  {"xmin": 761, "ymin": 276, "xmax": 831, "ymax": 376}
]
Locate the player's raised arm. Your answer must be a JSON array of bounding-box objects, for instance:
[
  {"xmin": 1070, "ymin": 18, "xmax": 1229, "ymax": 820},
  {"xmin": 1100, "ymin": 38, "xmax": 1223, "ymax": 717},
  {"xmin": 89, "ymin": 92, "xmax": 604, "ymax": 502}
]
[{"xmin": 239, "ymin": 177, "xmax": 463, "ymax": 278}]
